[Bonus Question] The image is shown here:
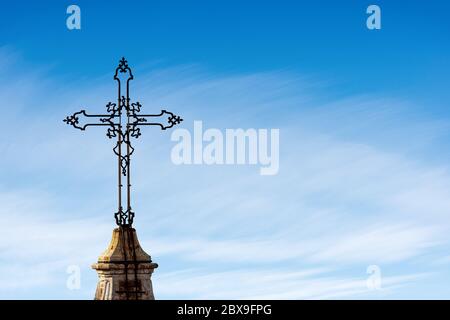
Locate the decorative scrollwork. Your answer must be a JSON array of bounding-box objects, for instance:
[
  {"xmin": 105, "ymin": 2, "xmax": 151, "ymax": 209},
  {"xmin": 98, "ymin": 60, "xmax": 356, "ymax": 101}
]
[
  {"xmin": 113, "ymin": 140, "xmax": 134, "ymax": 176},
  {"xmin": 130, "ymin": 102, "xmax": 142, "ymax": 113},
  {"xmin": 129, "ymin": 126, "xmax": 142, "ymax": 138},
  {"xmin": 118, "ymin": 57, "xmax": 129, "ymax": 73},
  {"xmin": 106, "ymin": 102, "xmax": 117, "ymax": 113},
  {"xmin": 106, "ymin": 128, "xmax": 117, "ymax": 139},
  {"xmin": 63, "ymin": 114, "xmax": 79, "ymax": 127},
  {"xmin": 114, "ymin": 206, "xmax": 135, "ymax": 226},
  {"xmin": 168, "ymin": 114, "xmax": 183, "ymax": 126}
]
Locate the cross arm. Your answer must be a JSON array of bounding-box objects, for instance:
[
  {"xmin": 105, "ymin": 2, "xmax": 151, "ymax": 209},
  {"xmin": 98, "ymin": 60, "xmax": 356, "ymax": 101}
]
[
  {"xmin": 133, "ymin": 110, "xmax": 183, "ymax": 130},
  {"xmin": 63, "ymin": 109, "xmax": 118, "ymax": 131}
]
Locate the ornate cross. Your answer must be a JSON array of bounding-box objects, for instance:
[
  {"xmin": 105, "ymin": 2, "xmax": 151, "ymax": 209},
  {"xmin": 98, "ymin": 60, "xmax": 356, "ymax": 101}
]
[{"xmin": 64, "ymin": 58, "xmax": 183, "ymax": 227}]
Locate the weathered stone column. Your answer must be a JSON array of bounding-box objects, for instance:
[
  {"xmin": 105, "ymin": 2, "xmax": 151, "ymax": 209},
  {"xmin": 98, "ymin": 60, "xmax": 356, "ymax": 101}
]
[{"xmin": 92, "ymin": 227, "xmax": 158, "ymax": 300}]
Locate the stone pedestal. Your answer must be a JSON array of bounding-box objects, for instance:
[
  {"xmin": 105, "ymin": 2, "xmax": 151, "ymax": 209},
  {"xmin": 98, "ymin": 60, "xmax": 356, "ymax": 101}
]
[{"xmin": 92, "ymin": 227, "xmax": 158, "ymax": 300}]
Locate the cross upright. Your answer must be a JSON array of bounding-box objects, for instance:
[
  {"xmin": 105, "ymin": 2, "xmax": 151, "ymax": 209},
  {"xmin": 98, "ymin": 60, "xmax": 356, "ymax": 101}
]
[{"xmin": 64, "ymin": 57, "xmax": 183, "ymax": 227}]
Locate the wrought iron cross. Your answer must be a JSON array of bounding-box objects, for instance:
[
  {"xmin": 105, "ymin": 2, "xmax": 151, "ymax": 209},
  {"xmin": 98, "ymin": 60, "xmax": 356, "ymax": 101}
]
[{"xmin": 64, "ymin": 58, "xmax": 183, "ymax": 227}]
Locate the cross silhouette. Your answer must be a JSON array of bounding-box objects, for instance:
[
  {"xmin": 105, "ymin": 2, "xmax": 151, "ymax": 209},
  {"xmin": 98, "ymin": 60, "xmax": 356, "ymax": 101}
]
[{"xmin": 64, "ymin": 58, "xmax": 183, "ymax": 227}]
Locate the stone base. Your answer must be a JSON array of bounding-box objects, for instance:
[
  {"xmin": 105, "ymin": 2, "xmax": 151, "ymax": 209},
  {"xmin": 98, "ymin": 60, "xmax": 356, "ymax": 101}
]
[{"xmin": 92, "ymin": 227, "xmax": 158, "ymax": 300}]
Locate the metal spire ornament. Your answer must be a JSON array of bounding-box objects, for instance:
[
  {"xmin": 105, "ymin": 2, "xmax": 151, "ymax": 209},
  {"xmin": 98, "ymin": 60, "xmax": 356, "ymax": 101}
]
[{"xmin": 64, "ymin": 57, "xmax": 183, "ymax": 227}]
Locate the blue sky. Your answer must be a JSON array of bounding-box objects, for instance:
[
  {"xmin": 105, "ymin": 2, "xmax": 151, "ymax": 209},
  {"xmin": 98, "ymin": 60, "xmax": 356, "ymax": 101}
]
[{"xmin": 1, "ymin": 1, "xmax": 450, "ymax": 299}]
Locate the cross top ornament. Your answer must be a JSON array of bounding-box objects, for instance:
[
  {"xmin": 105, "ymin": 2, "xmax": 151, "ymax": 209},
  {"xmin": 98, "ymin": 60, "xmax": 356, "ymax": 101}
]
[{"xmin": 64, "ymin": 58, "xmax": 183, "ymax": 227}]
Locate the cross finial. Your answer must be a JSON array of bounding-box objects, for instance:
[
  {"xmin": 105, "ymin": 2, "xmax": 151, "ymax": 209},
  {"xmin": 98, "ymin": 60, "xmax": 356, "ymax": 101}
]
[{"xmin": 64, "ymin": 58, "xmax": 183, "ymax": 226}]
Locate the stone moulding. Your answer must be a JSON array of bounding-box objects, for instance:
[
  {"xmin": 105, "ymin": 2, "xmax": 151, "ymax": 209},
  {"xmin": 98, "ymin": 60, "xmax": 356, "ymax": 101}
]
[{"xmin": 92, "ymin": 227, "xmax": 158, "ymax": 300}]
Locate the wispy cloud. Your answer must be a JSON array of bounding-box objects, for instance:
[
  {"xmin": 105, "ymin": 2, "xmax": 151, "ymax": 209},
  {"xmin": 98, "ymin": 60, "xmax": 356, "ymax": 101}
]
[
  {"xmin": 156, "ymin": 268, "xmax": 429, "ymax": 299},
  {"xmin": 1, "ymin": 47, "xmax": 450, "ymax": 299}
]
